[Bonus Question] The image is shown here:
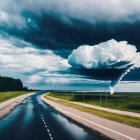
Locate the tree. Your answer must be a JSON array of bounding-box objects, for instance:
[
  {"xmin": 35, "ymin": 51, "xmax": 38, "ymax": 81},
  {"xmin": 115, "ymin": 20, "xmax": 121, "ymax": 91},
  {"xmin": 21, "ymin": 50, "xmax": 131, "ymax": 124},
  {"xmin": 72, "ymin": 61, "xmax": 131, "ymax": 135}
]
[{"xmin": 0, "ymin": 76, "xmax": 28, "ymax": 91}]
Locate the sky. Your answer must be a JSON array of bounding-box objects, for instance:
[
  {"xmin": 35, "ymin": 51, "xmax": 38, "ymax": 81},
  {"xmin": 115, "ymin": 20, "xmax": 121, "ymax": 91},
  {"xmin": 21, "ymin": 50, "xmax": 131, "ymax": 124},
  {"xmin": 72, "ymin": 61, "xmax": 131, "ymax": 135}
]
[{"xmin": 0, "ymin": 0, "xmax": 140, "ymax": 93}]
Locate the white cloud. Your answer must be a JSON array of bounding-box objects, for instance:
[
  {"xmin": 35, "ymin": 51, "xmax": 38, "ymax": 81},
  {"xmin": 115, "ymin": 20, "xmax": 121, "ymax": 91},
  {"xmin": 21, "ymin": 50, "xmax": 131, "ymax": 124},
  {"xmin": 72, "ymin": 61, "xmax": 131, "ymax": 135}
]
[
  {"xmin": 51, "ymin": 0, "xmax": 140, "ymax": 23},
  {"xmin": 28, "ymin": 75, "xmax": 42, "ymax": 83},
  {"xmin": 0, "ymin": 11, "xmax": 8, "ymax": 22},
  {"xmin": 0, "ymin": 11, "xmax": 26, "ymax": 29},
  {"xmin": 45, "ymin": 77, "xmax": 70, "ymax": 84},
  {"xmin": 0, "ymin": 36, "xmax": 70, "ymax": 73},
  {"xmin": 68, "ymin": 39, "xmax": 140, "ymax": 94},
  {"xmin": 68, "ymin": 39, "xmax": 140, "ymax": 69}
]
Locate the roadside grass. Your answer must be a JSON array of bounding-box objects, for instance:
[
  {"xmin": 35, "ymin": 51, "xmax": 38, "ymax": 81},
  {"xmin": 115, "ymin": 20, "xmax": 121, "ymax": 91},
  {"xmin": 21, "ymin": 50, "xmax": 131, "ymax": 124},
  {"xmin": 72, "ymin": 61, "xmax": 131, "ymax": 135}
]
[
  {"xmin": 0, "ymin": 91, "xmax": 32, "ymax": 103},
  {"xmin": 48, "ymin": 92, "xmax": 140, "ymax": 113},
  {"xmin": 45, "ymin": 95, "xmax": 140, "ymax": 128}
]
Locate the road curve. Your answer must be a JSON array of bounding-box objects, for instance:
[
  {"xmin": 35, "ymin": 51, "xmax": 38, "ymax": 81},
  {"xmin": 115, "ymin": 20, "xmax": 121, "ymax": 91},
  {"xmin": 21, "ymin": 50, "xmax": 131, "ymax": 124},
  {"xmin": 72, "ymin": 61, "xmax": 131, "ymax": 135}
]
[
  {"xmin": 42, "ymin": 95, "xmax": 140, "ymax": 140},
  {"xmin": 0, "ymin": 92, "xmax": 109, "ymax": 140}
]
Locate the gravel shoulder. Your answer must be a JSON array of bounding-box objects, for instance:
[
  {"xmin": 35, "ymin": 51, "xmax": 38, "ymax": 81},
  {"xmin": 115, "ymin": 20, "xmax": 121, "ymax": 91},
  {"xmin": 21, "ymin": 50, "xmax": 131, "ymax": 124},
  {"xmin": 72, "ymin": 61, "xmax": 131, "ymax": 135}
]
[
  {"xmin": 41, "ymin": 94, "xmax": 140, "ymax": 140},
  {"xmin": 0, "ymin": 92, "xmax": 35, "ymax": 119}
]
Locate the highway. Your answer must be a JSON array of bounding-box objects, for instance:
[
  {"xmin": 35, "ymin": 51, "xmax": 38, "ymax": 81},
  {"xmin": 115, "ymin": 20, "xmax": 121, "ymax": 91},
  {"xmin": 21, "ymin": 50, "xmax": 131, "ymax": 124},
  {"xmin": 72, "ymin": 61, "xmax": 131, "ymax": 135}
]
[{"xmin": 0, "ymin": 92, "xmax": 109, "ymax": 140}]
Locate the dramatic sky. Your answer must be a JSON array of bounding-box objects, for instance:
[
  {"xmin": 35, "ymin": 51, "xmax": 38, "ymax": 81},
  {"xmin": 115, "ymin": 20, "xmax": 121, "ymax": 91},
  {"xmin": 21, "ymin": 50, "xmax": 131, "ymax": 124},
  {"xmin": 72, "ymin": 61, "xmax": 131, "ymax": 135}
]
[{"xmin": 0, "ymin": 0, "xmax": 140, "ymax": 92}]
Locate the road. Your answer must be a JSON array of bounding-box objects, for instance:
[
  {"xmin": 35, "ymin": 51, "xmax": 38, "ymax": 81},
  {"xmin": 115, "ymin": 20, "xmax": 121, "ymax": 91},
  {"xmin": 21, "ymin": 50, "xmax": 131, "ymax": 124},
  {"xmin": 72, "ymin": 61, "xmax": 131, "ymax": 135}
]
[{"xmin": 0, "ymin": 92, "xmax": 109, "ymax": 140}]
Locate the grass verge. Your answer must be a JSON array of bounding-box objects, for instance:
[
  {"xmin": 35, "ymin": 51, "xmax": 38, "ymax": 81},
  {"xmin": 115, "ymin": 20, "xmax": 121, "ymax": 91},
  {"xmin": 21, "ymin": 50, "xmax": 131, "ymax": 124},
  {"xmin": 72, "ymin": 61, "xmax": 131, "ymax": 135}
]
[
  {"xmin": 45, "ymin": 94, "xmax": 140, "ymax": 128},
  {"xmin": 0, "ymin": 91, "xmax": 33, "ymax": 103},
  {"xmin": 48, "ymin": 92, "xmax": 140, "ymax": 113}
]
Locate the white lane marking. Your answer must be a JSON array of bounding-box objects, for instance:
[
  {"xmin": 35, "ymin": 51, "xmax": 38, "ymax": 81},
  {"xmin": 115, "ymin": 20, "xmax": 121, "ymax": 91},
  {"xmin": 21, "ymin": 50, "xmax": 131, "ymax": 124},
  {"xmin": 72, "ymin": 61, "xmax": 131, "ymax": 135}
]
[
  {"xmin": 56, "ymin": 107, "xmax": 136, "ymax": 140},
  {"xmin": 41, "ymin": 116, "xmax": 54, "ymax": 140},
  {"xmin": 49, "ymin": 133, "xmax": 52, "ymax": 137}
]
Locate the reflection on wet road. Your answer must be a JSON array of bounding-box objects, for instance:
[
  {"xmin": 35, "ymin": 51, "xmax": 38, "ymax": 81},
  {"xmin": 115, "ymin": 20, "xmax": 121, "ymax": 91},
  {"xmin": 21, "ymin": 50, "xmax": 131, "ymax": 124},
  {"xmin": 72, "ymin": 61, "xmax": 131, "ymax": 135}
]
[{"xmin": 0, "ymin": 92, "xmax": 108, "ymax": 140}]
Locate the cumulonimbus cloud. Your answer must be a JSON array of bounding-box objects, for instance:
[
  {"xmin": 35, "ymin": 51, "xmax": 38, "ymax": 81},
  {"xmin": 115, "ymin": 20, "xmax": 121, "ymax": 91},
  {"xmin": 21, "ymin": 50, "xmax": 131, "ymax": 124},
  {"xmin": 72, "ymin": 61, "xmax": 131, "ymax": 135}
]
[{"xmin": 68, "ymin": 39, "xmax": 140, "ymax": 94}]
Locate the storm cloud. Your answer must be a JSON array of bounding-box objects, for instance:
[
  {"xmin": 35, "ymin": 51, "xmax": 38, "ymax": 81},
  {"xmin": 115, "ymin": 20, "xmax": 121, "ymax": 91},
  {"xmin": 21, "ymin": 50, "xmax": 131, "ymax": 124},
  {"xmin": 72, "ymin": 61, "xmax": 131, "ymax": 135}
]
[
  {"xmin": 68, "ymin": 39, "xmax": 140, "ymax": 94},
  {"xmin": 0, "ymin": 0, "xmax": 140, "ymax": 54}
]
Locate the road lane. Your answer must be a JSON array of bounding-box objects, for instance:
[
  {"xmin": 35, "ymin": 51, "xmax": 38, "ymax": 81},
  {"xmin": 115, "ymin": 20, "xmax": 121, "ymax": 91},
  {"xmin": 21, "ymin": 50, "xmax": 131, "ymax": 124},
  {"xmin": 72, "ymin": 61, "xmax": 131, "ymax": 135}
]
[{"xmin": 0, "ymin": 92, "xmax": 109, "ymax": 140}]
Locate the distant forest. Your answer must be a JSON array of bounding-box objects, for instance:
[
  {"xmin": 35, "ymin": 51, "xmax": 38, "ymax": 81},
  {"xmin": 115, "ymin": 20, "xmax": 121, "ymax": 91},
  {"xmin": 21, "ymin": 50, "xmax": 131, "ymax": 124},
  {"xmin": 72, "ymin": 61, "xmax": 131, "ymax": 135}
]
[{"xmin": 0, "ymin": 76, "xmax": 28, "ymax": 91}]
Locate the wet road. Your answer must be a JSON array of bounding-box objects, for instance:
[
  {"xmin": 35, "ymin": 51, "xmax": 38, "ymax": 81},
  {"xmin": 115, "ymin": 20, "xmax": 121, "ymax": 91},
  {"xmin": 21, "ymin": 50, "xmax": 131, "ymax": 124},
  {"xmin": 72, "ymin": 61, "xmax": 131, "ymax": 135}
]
[{"xmin": 0, "ymin": 92, "xmax": 108, "ymax": 140}]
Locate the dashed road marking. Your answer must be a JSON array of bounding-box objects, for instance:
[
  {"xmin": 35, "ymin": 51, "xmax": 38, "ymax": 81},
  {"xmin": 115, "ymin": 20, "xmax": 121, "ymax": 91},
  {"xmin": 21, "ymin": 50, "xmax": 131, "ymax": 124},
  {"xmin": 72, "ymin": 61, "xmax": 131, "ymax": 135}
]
[
  {"xmin": 41, "ymin": 116, "xmax": 54, "ymax": 140},
  {"xmin": 49, "ymin": 133, "xmax": 52, "ymax": 137}
]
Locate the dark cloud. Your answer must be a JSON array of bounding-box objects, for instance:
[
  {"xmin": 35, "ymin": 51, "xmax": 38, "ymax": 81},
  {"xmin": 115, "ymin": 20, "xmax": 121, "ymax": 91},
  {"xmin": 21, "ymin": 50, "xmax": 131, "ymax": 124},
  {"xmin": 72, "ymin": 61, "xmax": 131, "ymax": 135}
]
[
  {"xmin": 1, "ymin": 12, "xmax": 140, "ymax": 55},
  {"xmin": 123, "ymin": 69, "xmax": 140, "ymax": 81},
  {"xmin": 69, "ymin": 68, "xmax": 127, "ymax": 81},
  {"xmin": 1, "ymin": 0, "xmax": 140, "ymax": 55}
]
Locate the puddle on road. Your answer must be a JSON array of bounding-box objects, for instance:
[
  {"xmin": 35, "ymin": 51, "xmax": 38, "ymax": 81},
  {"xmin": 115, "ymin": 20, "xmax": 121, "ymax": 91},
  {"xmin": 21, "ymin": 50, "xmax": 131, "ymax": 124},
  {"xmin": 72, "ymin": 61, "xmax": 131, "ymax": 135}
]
[{"xmin": 48, "ymin": 109, "xmax": 110, "ymax": 140}]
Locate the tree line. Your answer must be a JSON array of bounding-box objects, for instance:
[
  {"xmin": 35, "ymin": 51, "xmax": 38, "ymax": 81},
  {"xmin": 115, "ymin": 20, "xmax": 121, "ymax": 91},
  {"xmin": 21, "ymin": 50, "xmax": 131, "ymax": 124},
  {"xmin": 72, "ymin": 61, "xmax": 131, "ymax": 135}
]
[{"xmin": 0, "ymin": 76, "xmax": 28, "ymax": 91}]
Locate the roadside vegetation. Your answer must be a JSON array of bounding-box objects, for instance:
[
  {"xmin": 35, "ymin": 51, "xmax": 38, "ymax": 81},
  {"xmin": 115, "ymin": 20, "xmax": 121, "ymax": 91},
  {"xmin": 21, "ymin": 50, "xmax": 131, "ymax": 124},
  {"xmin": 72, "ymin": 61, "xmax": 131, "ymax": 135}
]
[
  {"xmin": 48, "ymin": 92, "xmax": 140, "ymax": 113},
  {"xmin": 45, "ymin": 94, "xmax": 140, "ymax": 128},
  {"xmin": 0, "ymin": 91, "xmax": 32, "ymax": 103}
]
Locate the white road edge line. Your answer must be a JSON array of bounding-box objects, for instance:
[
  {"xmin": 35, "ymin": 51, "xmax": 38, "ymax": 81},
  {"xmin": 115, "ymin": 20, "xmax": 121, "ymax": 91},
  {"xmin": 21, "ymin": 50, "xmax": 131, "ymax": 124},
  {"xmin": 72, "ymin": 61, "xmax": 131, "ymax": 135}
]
[{"xmin": 56, "ymin": 107, "xmax": 136, "ymax": 140}]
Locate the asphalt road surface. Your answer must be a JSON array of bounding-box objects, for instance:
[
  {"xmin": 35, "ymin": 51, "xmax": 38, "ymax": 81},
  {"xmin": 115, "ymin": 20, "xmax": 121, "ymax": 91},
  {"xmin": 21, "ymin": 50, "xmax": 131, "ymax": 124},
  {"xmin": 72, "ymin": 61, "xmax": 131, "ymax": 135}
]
[{"xmin": 0, "ymin": 92, "xmax": 109, "ymax": 140}]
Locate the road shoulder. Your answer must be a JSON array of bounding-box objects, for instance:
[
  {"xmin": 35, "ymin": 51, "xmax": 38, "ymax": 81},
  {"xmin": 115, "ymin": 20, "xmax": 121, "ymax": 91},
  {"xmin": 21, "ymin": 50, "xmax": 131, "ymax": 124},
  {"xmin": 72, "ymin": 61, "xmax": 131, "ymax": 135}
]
[{"xmin": 0, "ymin": 92, "xmax": 35, "ymax": 119}]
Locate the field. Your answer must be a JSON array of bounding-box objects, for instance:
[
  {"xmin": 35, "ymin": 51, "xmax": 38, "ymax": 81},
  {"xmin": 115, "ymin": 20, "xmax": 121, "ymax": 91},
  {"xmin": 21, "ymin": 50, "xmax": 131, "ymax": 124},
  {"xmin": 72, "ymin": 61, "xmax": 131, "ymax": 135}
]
[
  {"xmin": 0, "ymin": 91, "xmax": 32, "ymax": 103},
  {"xmin": 48, "ymin": 92, "xmax": 140, "ymax": 113}
]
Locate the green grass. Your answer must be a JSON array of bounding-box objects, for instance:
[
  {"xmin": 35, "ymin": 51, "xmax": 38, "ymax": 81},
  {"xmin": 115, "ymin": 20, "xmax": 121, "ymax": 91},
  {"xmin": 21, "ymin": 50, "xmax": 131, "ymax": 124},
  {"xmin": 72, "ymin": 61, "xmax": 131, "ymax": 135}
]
[
  {"xmin": 45, "ymin": 94, "xmax": 140, "ymax": 128},
  {"xmin": 48, "ymin": 92, "xmax": 140, "ymax": 113},
  {"xmin": 0, "ymin": 91, "xmax": 33, "ymax": 103}
]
